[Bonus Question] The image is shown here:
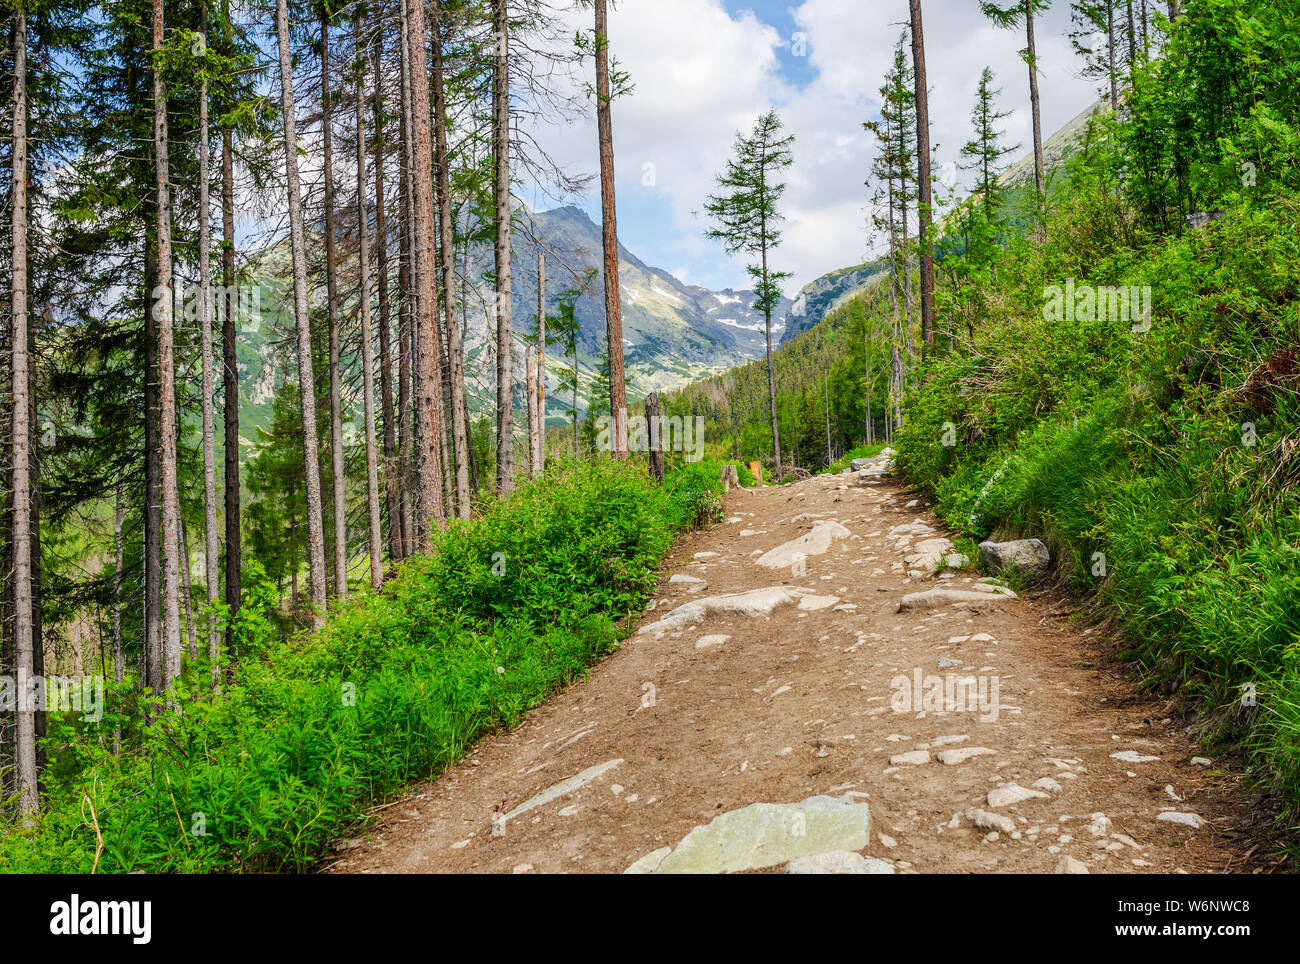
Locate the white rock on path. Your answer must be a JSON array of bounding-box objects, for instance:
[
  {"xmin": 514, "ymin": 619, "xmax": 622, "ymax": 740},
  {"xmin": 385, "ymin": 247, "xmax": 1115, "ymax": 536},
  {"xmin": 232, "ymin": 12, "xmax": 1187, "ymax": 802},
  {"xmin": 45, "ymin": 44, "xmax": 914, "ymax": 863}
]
[
  {"xmin": 756, "ymin": 521, "xmax": 852, "ymax": 569},
  {"xmin": 1157, "ymin": 811, "xmax": 1205, "ymax": 829},
  {"xmin": 899, "ymin": 588, "xmax": 1015, "ymax": 611},
  {"xmin": 627, "ymin": 794, "xmax": 872, "ymax": 874},
  {"xmin": 966, "ymin": 809, "xmax": 1016, "ymax": 833},
  {"xmin": 495, "ymin": 759, "xmax": 623, "ymax": 831},
  {"xmin": 1111, "ymin": 750, "xmax": 1160, "ymax": 763},
  {"xmin": 1054, "ymin": 855, "xmax": 1090, "ymax": 874},
  {"xmin": 782, "ymin": 851, "xmax": 895, "ymax": 874},
  {"xmin": 889, "ymin": 750, "xmax": 930, "ymax": 766},
  {"xmin": 987, "ymin": 783, "xmax": 1050, "ymax": 808},
  {"xmin": 936, "ymin": 746, "xmax": 996, "ymax": 765},
  {"xmin": 1086, "ymin": 813, "xmax": 1112, "ymax": 836},
  {"xmin": 637, "ymin": 587, "xmax": 802, "ymax": 635},
  {"xmin": 694, "ymin": 634, "xmax": 730, "ymax": 649},
  {"xmin": 904, "ymin": 537, "xmax": 955, "ymax": 573}
]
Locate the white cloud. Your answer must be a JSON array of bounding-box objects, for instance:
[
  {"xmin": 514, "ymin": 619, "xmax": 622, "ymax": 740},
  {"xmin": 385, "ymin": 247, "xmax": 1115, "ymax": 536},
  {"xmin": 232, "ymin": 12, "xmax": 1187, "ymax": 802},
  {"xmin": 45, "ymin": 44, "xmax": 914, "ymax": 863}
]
[{"xmin": 522, "ymin": 0, "xmax": 1108, "ymax": 293}]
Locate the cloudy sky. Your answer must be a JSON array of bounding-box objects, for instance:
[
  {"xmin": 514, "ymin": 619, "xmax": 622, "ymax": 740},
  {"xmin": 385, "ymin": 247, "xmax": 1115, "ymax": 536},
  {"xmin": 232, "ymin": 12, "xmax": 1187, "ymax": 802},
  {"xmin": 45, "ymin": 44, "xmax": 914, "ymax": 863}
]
[{"xmin": 522, "ymin": 0, "xmax": 1106, "ymax": 293}]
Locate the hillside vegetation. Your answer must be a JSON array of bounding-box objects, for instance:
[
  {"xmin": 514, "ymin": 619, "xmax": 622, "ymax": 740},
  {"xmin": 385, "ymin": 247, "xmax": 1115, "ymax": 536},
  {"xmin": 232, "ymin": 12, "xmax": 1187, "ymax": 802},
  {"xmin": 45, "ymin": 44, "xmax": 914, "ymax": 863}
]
[
  {"xmin": 694, "ymin": 0, "xmax": 1300, "ymax": 814},
  {"xmin": 0, "ymin": 461, "xmax": 721, "ymax": 872}
]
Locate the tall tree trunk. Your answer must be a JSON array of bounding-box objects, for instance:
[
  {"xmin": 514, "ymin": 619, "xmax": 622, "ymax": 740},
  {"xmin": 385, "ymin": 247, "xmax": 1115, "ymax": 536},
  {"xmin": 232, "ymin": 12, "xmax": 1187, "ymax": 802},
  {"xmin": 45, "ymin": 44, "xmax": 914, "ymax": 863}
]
[
  {"xmin": 1166, "ymin": 1, "xmax": 1180, "ymax": 20},
  {"xmin": 1025, "ymin": 0, "xmax": 1046, "ymax": 212},
  {"xmin": 179, "ymin": 518, "xmax": 197, "ymax": 660},
  {"xmin": 908, "ymin": 0, "xmax": 935, "ymax": 349},
  {"xmin": 1108, "ymin": 2, "xmax": 1119, "ymax": 112},
  {"xmin": 460, "ymin": 217, "xmax": 480, "ymax": 494},
  {"xmin": 356, "ymin": 10, "xmax": 383, "ymax": 592},
  {"xmin": 492, "ymin": 0, "xmax": 514, "ymax": 493},
  {"xmin": 320, "ymin": 9, "xmax": 348, "ymax": 599},
  {"xmin": 197, "ymin": 4, "xmax": 220, "ymax": 683},
  {"xmin": 10, "ymin": 2, "xmax": 37, "ymax": 817},
  {"xmin": 143, "ymin": 235, "xmax": 162, "ymax": 694},
  {"xmin": 275, "ymin": 0, "xmax": 330, "ymax": 627},
  {"xmin": 760, "ymin": 227, "xmax": 781, "ymax": 470},
  {"xmin": 403, "ymin": 0, "xmax": 447, "ymax": 545},
  {"xmin": 111, "ymin": 481, "xmax": 124, "ymax": 754},
  {"xmin": 1126, "ymin": 0, "xmax": 1138, "ymax": 79},
  {"xmin": 526, "ymin": 346, "xmax": 538, "ymax": 475},
  {"xmin": 432, "ymin": 1, "xmax": 471, "ymax": 517},
  {"xmin": 372, "ymin": 11, "xmax": 401, "ymax": 564},
  {"xmin": 221, "ymin": 22, "xmax": 241, "ymax": 663},
  {"xmin": 594, "ymin": 0, "xmax": 626, "ymax": 459},
  {"xmin": 396, "ymin": 0, "xmax": 414, "ymax": 557},
  {"xmin": 534, "ymin": 250, "xmax": 545, "ymax": 477},
  {"xmin": 153, "ymin": 0, "xmax": 184, "ymax": 691}
]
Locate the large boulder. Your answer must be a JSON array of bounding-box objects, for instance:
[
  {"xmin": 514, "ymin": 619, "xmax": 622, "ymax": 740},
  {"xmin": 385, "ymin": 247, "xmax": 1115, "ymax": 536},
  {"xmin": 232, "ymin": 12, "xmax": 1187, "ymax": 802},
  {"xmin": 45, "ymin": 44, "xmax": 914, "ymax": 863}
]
[{"xmin": 977, "ymin": 538, "xmax": 1051, "ymax": 581}]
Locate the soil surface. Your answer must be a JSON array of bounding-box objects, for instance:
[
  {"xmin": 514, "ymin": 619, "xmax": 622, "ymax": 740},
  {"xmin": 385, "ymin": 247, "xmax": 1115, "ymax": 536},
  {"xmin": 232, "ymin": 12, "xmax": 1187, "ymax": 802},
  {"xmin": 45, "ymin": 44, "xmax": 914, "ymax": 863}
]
[{"xmin": 328, "ymin": 466, "xmax": 1266, "ymax": 874}]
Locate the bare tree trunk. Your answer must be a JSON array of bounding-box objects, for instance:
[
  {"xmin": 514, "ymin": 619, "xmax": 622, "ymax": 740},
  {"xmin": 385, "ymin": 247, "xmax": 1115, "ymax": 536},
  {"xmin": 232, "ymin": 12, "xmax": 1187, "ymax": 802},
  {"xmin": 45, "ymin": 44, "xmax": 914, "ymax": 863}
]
[
  {"xmin": 320, "ymin": 10, "xmax": 348, "ymax": 599},
  {"xmin": 1025, "ymin": 0, "xmax": 1046, "ymax": 211},
  {"xmin": 1126, "ymin": 0, "xmax": 1138, "ymax": 79},
  {"xmin": 460, "ymin": 219, "xmax": 480, "ymax": 494},
  {"xmin": 372, "ymin": 11, "xmax": 400, "ymax": 563},
  {"xmin": 526, "ymin": 346, "xmax": 538, "ymax": 474},
  {"xmin": 759, "ymin": 203, "xmax": 781, "ymax": 470},
  {"xmin": 144, "ymin": 235, "xmax": 162, "ymax": 694},
  {"xmin": 356, "ymin": 10, "xmax": 383, "ymax": 592},
  {"xmin": 276, "ymin": 0, "xmax": 329, "ymax": 627},
  {"xmin": 824, "ymin": 375, "xmax": 832, "ymax": 464},
  {"xmin": 1167, "ymin": 1, "xmax": 1180, "ymax": 20},
  {"xmin": 533, "ymin": 250, "xmax": 545, "ymax": 477},
  {"xmin": 432, "ymin": 2, "xmax": 471, "ymax": 517},
  {"xmin": 179, "ymin": 518, "xmax": 197, "ymax": 660},
  {"xmin": 403, "ymin": 0, "xmax": 447, "ymax": 545},
  {"xmin": 153, "ymin": 0, "xmax": 184, "ymax": 690},
  {"xmin": 1108, "ymin": 2, "xmax": 1119, "ymax": 112},
  {"xmin": 197, "ymin": 4, "xmax": 220, "ymax": 683},
  {"xmin": 908, "ymin": 0, "xmax": 935, "ymax": 350},
  {"xmin": 112, "ymin": 481, "xmax": 124, "ymax": 753},
  {"xmin": 221, "ymin": 88, "xmax": 241, "ymax": 663},
  {"xmin": 396, "ymin": 0, "xmax": 414, "ymax": 557},
  {"xmin": 10, "ymin": 2, "xmax": 38, "ymax": 817},
  {"xmin": 645, "ymin": 392, "xmax": 664, "ymax": 484},
  {"xmin": 594, "ymin": 0, "xmax": 626, "ymax": 459},
  {"xmin": 492, "ymin": 0, "xmax": 514, "ymax": 493}
]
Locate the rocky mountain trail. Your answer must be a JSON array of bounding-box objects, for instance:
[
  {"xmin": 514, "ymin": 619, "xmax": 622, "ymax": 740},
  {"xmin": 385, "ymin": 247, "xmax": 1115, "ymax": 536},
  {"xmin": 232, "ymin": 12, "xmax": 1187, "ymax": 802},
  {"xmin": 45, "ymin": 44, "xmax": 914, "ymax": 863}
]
[{"xmin": 327, "ymin": 458, "xmax": 1264, "ymax": 875}]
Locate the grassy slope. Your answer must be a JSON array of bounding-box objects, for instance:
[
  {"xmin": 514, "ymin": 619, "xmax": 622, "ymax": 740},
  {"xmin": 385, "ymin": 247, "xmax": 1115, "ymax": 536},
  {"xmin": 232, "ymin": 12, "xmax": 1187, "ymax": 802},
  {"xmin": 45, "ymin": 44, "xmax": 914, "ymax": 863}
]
[
  {"xmin": 0, "ymin": 460, "xmax": 722, "ymax": 872},
  {"xmin": 897, "ymin": 187, "xmax": 1300, "ymax": 814}
]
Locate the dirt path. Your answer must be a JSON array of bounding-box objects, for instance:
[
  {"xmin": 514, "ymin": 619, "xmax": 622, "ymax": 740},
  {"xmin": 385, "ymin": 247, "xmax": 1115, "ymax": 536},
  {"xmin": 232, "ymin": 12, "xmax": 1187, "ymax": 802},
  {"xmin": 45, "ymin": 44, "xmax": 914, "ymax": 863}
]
[{"xmin": 329, "ymin": 458, "xmax": 1263, "ymax": 874}]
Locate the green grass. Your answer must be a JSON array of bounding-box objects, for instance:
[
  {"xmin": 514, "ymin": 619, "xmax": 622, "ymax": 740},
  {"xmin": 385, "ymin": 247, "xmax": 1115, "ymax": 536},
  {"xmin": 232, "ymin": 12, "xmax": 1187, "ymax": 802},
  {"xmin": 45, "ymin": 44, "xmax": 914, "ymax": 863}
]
[
  {"xmin": 0, "ymin": 458, "xmax": 723, "ymax": 873},
  {"xmin": 895, "ymin": 193, "xmax": 1300, "ymax": 817}
]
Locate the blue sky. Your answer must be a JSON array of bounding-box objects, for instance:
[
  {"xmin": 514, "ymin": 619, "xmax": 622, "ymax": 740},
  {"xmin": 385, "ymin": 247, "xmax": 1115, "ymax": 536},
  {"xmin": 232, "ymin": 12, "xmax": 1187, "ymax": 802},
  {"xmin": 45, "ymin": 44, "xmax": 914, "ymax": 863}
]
[{"xmin": 526, "ymin": 0, "xmax": 1107, "ymax": 295}]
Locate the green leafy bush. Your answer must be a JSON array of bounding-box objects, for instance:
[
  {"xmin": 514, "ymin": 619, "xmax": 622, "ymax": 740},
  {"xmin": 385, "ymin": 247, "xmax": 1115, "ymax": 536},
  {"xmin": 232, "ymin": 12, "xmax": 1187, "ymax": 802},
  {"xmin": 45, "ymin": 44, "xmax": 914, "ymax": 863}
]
[{"xmin": 0, "ymin": 460, "xmax": 716, "ymax": 872}]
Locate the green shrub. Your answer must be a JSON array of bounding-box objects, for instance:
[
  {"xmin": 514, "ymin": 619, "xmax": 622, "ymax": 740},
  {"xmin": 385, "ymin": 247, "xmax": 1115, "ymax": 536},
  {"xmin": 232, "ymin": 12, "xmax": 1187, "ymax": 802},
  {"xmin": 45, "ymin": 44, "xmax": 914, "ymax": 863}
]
[
  {"xmin": 0, "ymin": 460, "xmax": 714, "ymax": 873},
  {"xmin": 896, "ymin": 195, "xmax": 1300, "ymax": 814}
]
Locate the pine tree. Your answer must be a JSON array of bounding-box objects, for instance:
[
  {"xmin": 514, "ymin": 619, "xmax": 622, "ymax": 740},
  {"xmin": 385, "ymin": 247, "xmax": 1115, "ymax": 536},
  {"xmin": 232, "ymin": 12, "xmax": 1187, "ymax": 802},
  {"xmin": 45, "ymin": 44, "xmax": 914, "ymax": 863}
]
[
  {"xmin": 705, "ymin": 109, "xmax": 794, "ymax": 471},
  {"xmin": 959, "ymin": 67, "xmax": 1020, "ymax": 221}
]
